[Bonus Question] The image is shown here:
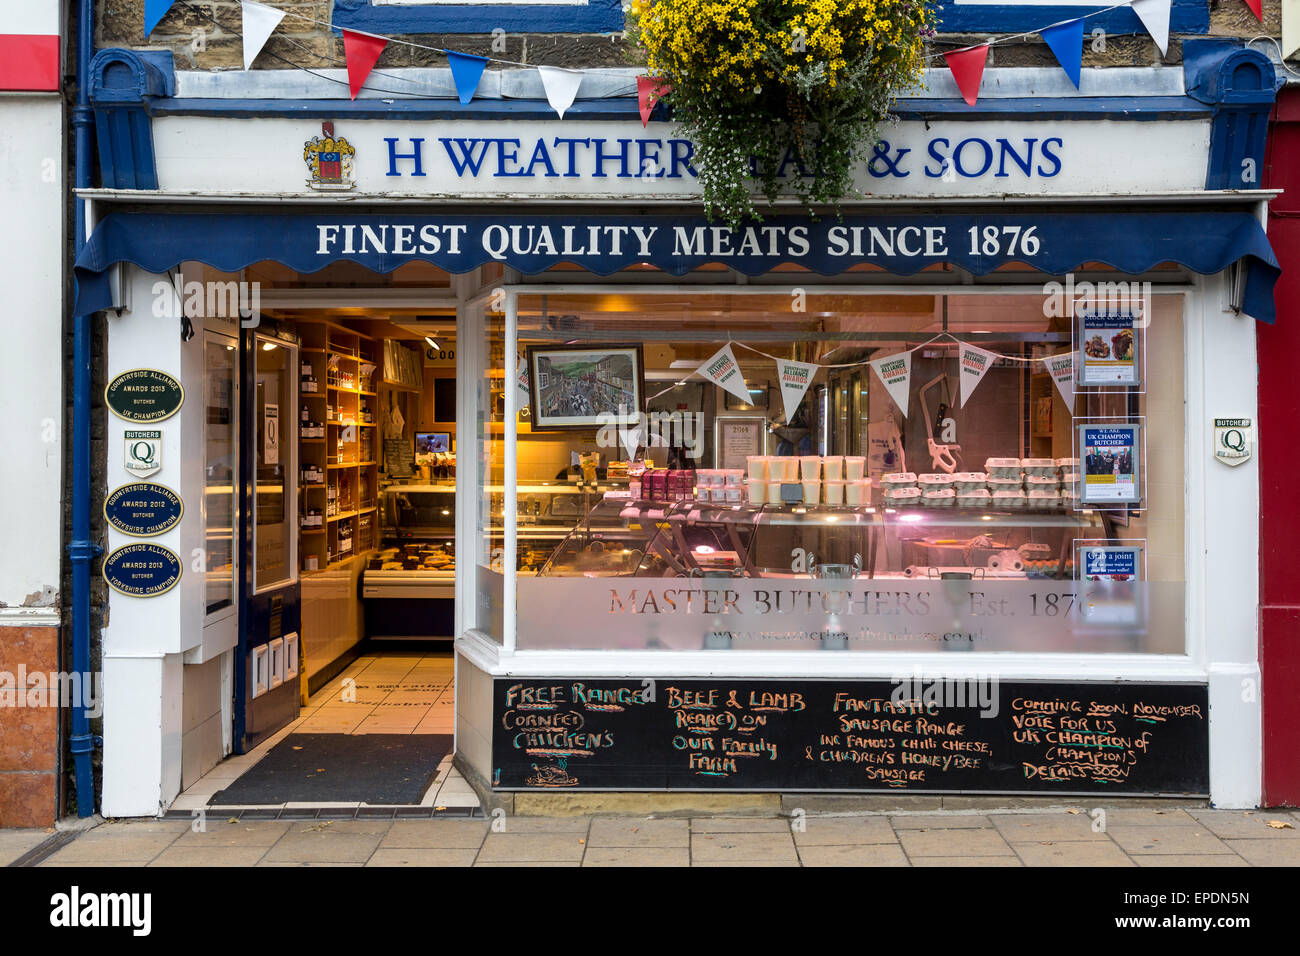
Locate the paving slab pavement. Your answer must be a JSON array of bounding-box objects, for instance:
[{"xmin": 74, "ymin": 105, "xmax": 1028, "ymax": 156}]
[{"xmin": 10, "ymin": 807, "xmax": 1296, "ymax": 866}]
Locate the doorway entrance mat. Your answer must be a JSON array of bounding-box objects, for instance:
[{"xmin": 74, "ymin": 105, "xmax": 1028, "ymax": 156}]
[{"xmin": 210, "ymin": 734, "xmax": 452, "ymax": 806}]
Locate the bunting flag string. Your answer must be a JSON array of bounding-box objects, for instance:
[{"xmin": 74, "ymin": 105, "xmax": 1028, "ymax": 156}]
[
  {"xmin": 240, "ymin": 1, "xmax": 285, "ymax": 71},
  {"xmin": 537, "ymin": 66, "xmax": 585, "ymax": 120},
  {"xmin": 447, "ymin": 51, "xmax": 489, "ymax": 105},
  {"xmin": 341, "ymin": 29, "xmax": 388, "ymax": 100},
  {"xmin": 175, "ymin": 0, "xmax": 1258, "ymax": 117},
  {"xmin": 943, "ymin": 44, "xmax": 990, "ymax": 108},
  {"xmin": 647, "ymin": 335, "xmax": 1075, "ymax": 412},
  {"xmin": 1130, "ymin": 0, "xmax": 1172, "ymax": 56},
  {"xmin": 1040, "ymin": 17, "xmax": 1085, "ymax": 89},
  {"xmin": 637, "ymin": 76, "xmax": 671, "ymax": 127},
  {"xmin": 145, "ymin": 0, "xmax": 178, "ymax": 37}
]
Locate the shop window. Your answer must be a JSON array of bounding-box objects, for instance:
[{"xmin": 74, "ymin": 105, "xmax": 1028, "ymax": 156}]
[{"xmin": 502, "ymin": 286, "xmax": 1185, "ymax": 656}]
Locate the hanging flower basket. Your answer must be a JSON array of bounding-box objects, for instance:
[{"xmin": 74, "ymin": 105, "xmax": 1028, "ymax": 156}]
[{"xmin": 628, "ymin": 0, "xmax": 936, "ymax": 225}]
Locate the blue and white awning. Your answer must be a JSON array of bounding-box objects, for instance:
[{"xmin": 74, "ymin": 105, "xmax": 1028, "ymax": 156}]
[{"xmin": 74, "ymin": 208, "xmax": 1281, "ymax": 322}]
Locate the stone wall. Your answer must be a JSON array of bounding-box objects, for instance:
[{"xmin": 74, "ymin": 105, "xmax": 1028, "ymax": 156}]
[{"xmin": 97, "ymin": 0, "xmax": 1291, "ymax": 73}]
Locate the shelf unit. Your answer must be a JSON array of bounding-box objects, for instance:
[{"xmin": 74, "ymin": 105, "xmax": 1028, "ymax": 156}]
[{"xmin": 298, "ymin": 319, "xmax": 381, "ymax": 571}]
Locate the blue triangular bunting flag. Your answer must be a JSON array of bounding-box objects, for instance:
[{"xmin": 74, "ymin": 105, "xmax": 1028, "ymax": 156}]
[
  {"xmin": 145, "ymin": 0, "xmax": 178, "ymax": 37},
  {"xmin": 1041, "ymin": 18, "xmax": 1084, "ymax": 89},
  {"xmin": 447, "ymin": 51, "xmax": 489, "ymax": 105}
]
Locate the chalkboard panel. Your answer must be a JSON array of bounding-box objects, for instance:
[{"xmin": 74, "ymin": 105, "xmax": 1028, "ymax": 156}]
[{"xmin": 492, "ymin": 679, "xmax": 1208, "ymax": 795}]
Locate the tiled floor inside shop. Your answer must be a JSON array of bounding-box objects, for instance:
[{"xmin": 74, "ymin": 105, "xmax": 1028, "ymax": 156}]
[{"xmin": 171, "ymin": 651, "xmax": 480, "ymax": 815}]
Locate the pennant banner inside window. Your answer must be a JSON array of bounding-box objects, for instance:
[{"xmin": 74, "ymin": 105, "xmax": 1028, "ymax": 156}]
[
  {"xmin": 958, "ymin": 343, "xmax": 998, "ymax": 406},
  {"xmin": 869, "ymin": 351, "xmax": 913, "ymax": 418},
  {"xmin": 1045, "ymin": 351, "xmax": 1076, "ymax": 408},
  {"xmin": 699, "ymin": 344, "xmax": 752, "ymax": 406},
  {"xmin": 776, "ymin": 359, "xmax": 818, "ymax": 423}
]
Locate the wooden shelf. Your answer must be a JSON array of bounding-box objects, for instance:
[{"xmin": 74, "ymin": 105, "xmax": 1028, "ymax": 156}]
[{"xmin": 296, "ymin": 317, "xmax": 381, "ymax": 574}]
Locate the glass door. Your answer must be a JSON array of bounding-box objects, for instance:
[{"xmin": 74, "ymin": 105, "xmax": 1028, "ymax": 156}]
[
  {"xmin": 253, "ymin": 335, "xmax": 297, "ymax": 591},
  {"xmin": 204, "ymin": 333, "xmax": 238, "ymax": 617}
]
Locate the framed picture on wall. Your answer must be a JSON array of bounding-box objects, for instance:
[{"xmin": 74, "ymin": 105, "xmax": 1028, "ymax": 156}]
[
  {"xmin": 527, "ymin": 344, "xmax": 645, "ymax": 431},
  {"xmin": 724, "ymin": 383, "xmax": 770, "ymax": 411}
]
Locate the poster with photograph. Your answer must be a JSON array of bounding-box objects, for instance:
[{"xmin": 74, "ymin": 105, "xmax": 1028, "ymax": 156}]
[
  {"xmin": 1077, "ymin": 310, "xmax": 1139, "ymax": 386},
  {"xmin": 527, "ymin": 344, "xmax": 644, "ymax": 430},
  {"xmin": 1078, "ymin": 424, "xmax": 1141, "ymax": 504}
]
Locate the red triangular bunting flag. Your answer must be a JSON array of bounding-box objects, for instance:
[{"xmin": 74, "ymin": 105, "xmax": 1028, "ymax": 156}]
[
  {"xmin": 944, "ymin": 44, "xmax": 990, "ymax": 107},
  {"xmin": 1243, "ymin": 0, "xmax": 1262, "ymax": 21},
  {"xmin": 637, "ymin": 76, "xmax": 670, "ymax": 127},
  {"xmin": 342, "ymin": 29, "xmax": 387, "ymax": 100}
]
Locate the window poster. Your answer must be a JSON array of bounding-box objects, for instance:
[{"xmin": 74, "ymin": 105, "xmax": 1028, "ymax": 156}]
[
  {"xmin": 1077, "ymin": 543, "xmax": 1144, "ymax": 582},
  {"xmin": 1075, "ymin": 541, "xmax": 1145, "ymax": 628},
  {"xmin": 1078, "ymin": 423, "xmax": 1141, "ymax": 504},
  {"xmin": 1078, "ymin": 309, "xmax": 1139, "ymax": 386}
]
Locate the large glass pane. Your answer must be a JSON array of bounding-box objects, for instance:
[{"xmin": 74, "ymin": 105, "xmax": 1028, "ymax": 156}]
[
  {"xmin": 509, "ymin": 287, "xmax": 1185, "ymax": 654},
  {"xmin": 204, "ymin": 335, "xmax": 236, "ymax": 614},
  {"xmin": 254, "ymin": 336, "xmax": 295, "ymax": 590},
  {"xmin": 473, "ymin": 299, "xmax": 506, "ymax": 642}
]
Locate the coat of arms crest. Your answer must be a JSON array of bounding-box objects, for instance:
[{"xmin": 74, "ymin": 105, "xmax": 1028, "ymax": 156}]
[{"xmin": 303, "ymin": 121, "xmax": 356, "ymax": 190}]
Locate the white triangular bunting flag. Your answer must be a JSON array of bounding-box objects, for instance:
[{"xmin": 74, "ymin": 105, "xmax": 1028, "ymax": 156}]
[
  {"xmin": 776, "ymin": 359, "xmax": 818, "ymax": 423},
  {"xmin": 241, "ymin": 1, "xmax": 285, "ymax": 70},
  {"xmin": 1130, "ymin": 0, "xmax": 1171, "ymax": 56},
  {"xmin": 958, "ymin": 343, "xmax": 998, "ymax": 407},
  {"xmin": 869, "ymin": 351, "xmax": 913, "ymax": 418},
  {"xmin": 1045, "ymin": 351, "xmax": 1076, "ymax": 408},
  {"xmin": 537, "ymin": 66, "xmax": 584, "ymax": 119},
  {"xmin": 699, "ymin": 344, "xmax": 752, "ymax": 406}
]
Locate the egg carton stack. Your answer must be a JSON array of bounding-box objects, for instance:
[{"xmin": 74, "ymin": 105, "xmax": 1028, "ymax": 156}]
[
  {"xmin": 984, "ymin": 459, "xmax": 1026, "ymax": 509},
  {"xmin": 880, "ymin": 472, "xmax": 921, "ymax": 507},
  {"xmin": 1022, "ymin": 458, "xmax": 1061, "ymax": 509},
  {"xmin": 696, "ymin": 469, "xmax": 745, "ymax": 504},
  {"xmin": 916, "ymin": 472, "xmax": 956, "ymax": 507}
]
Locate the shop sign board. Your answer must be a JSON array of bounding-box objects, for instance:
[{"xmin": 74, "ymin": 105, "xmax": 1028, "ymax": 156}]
[
  {"xmin": 152, "ymin": 116, "xmax": 1212, "ymax": 199},
  {"xmin": 102, "ymin": 542, "xmax": 182, "ymax": 597},
  {"xmin": 104, "ymin": 482, "xmax": 184, "ymax": 537},
  {"xmin": 123, "ymin": 429, "xmax": 162, "ymax": 478},
  {"xmin": 1213, "ymin": 417, "xmax": 1252, "ymax": 466},
  {"xmin": 105, "ymin": 369, "xmax": 184, "ymax": 423},
  {"xmin": 492, "ymin": 677, "xmax": 1209, "ymax": 794}
]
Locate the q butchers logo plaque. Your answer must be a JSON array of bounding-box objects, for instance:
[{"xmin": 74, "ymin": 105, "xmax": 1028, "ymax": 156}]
[
  {"xmin": 104, "ymin": 483, "xmax": 184, "ymax": 537},
  {"xmin": 124, "ymin": 430, "xmax": 162, "ymax": 478},
  {"xmin": 105, "ymin": 369, "xmax": 184, "ymax": 423},
  {"xmin": 102, "ymin": 542, "xmax": 182, "ymax": 597}
]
